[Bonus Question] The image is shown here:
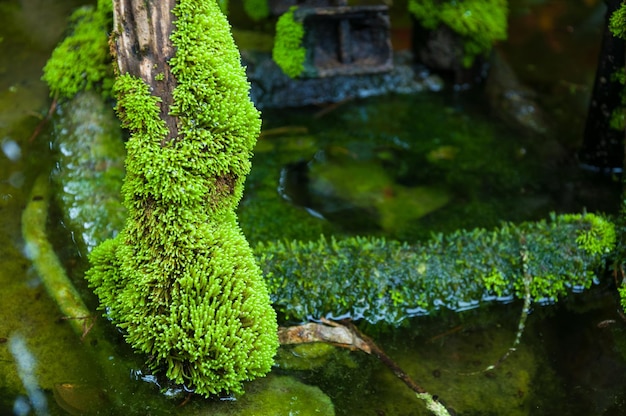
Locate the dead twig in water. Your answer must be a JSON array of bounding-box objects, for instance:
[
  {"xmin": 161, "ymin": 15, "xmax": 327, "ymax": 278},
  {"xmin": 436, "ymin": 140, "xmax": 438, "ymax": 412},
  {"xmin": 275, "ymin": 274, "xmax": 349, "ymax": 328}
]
[
  {"xmin": 461, "ymin": 238, "xmax": 533, "ymax": 376},
  {"xmin": 28, "ymin": 94, "xmax": 58, "ymax": 143},
  {"xmin": 313, "ymin": 97, "xmax": 353, "ymax": 119},
  {"xmin": 428, "ymin": 325, "xmax": 463, "ymax": 343},
  {"xmin": 58, "ymin": 315, "xmax": 97, "ymax": 341},
  {"xmin": 259, "ymin": 125, "xmax": 309, "ymax": 138},
  {"xmin": 278, "ymin": 318, "xmax": 452, "ymax": 416}
]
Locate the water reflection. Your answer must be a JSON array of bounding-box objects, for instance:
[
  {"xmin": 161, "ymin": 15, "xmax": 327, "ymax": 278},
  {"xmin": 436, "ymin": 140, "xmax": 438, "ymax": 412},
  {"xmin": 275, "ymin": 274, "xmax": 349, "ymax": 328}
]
[{"xmin": 8, "ymin": 334, "xmax": 48, "ymax": 416}]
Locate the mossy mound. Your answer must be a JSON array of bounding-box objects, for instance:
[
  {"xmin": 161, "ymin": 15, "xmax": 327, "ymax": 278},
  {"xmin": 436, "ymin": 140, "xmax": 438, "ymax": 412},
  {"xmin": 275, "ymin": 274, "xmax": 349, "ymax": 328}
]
[
  {"xmin": 42, "ymin": 0, "xmax": 113, "ymax": 98},
  {"xmin": 85, "ymin": 0, "xmax": 278, "ymax": 396},
  {"xmin": 272, "ymin": 6, "xmax": 306, "ymax": 78},
  {"xmin": 408, "ymin": 0, "xmax": 508, "ymax": 67}
]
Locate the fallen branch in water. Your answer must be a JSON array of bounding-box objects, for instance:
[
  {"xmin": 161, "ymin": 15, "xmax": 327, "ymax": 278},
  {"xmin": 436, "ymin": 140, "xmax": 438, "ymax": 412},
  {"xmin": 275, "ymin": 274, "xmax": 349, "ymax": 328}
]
[
  {"xmin": 28, "ymin": 94, "xmax": 58, "ymax": 143},
  {"xmin": 20, "ymin": 174, "xmax": 160, "ymax": 410},
  {"xmin": 279, "ymin": 318, "xmax": 452, "ymax": 416},
  {"xmin": 21, "ymin": 174, "xmax": 93, "ymax": 337}
]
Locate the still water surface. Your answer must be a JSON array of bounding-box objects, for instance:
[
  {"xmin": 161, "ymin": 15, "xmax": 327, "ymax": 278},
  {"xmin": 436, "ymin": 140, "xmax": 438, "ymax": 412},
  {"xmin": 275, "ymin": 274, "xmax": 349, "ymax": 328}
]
[{"xmin": 2, "ymin": 1, "xmax": 626, "ymax": 415}]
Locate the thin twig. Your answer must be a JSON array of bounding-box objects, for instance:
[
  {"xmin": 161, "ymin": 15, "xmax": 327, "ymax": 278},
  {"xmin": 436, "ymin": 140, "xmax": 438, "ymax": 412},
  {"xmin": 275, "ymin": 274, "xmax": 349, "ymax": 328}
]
[
  {"xmin": 28, "ymin": 95, "xmax": 58, "ymax": 143},
  {"xmin": 278, "ymin": 318, "xmax": 452, "ymax": 416},
  {"xmin": 259, "ymin": 125, "xmax": 308, "ymax": 138},
  {"xmin": 461, "ymin": 237, "xmax": 533, "ymax": 376}
]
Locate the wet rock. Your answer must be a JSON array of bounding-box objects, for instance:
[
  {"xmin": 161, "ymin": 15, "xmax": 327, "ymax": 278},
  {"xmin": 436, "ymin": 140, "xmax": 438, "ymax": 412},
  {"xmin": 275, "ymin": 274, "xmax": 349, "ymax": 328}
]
[
  {"xmin": 275, "ymin": 343, "xmax": 357, "ymax": 371},
  {"xmin": 244, "ymin": 50, "xmax": 443, "ymax": 109},
  {"xmin": 282, "ymin": 148, "xmax": 451, "ymax": 233},
  {"xmin": 484, "ymin": 50, "xmax": 551, "ymax": 137},
  {"xmin": 53, "ymin": 383, "xmax": 109, "ymax": 416},
  {"xmin": 198, "ymin": 375, "xmax": 335, "ymax": 416}
]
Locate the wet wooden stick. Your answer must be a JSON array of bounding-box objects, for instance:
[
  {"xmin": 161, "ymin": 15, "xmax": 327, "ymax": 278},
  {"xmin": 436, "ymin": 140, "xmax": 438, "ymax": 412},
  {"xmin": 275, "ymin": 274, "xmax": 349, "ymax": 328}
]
[
  {"xmin": 28, "ymin": 95, "xmax": 57, "ymax": 143},
  {"xmin": 22, "ymin": 174, "xmax": 93, "ymax": 336},
  {"xmin": 279, "ymin": 318, "xmax": 451, "ymax": 416}
]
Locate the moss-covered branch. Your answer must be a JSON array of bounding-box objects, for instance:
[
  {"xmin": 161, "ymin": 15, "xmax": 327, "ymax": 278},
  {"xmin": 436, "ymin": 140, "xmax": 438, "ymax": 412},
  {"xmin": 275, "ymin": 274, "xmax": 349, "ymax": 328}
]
[
  {"xmin": 85, "ymin": 0, "xmax": 279, "ymax": 397},
  {"xmin": 257, "ymin": 213, "xmax": 615, "ymax": 325},
  {"xmin": 42, "ymin": 0, "xmax": 113, "ymax": 98},
  {"xmin": 112, "ymin": 0, "xmax": 178, "ymax": 141}
]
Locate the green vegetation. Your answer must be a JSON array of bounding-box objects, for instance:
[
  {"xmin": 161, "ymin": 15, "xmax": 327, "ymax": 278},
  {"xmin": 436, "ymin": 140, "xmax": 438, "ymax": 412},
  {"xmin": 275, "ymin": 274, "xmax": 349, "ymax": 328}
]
[
  {"xmin": 610, "ymin": 2, "xmax": 626, "ymax": 39},
  {"xmin": 408, "ymin": 0, "xmax": 508, "ymax": 67},
  {"xmin": 607, "ymin": 4, "xmax": 626, "ymax": 314},
  {"xmin": 272, "ymin": 6, "xmax": 306, "ymax": 78},
  {"xmin": 85, "ymin": 0, "xmax": 278, "ymax": 396},
  {"xmin": 609, "ymin": 6, "xmax": 626, "ymax": 130},
  {"xmin": 243, "ymin": 0, "xmax": 270, "ymax": 21},
  {"xmin": 42, "ymin": 0, "xmax": 113, "ymax": 98},
  {"xmin": 257, "ymin": 213, "xmax": 614, "ymax": 325}
]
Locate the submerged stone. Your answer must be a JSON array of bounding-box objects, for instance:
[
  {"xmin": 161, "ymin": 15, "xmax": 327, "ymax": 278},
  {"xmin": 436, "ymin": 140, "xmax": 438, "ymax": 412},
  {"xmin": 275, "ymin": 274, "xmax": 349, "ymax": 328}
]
[
  {"xmin": 304, "ymin": 155, "xmax": 451, "ymax": 232},
  {"xmin": 275, "ymin": 343, "xmax": 358, "ymax": 371},
  {"xmin": 196, "ymin": 375, "xmax": 335, "ymax": 416}
]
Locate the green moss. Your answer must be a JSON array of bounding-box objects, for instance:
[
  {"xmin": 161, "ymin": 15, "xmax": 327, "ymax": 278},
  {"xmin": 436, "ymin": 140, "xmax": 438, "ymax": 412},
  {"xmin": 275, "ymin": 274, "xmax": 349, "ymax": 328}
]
[
  {"xmin": 256, "ymin": 213, "xmax": 614, "ymax": 325},
  {"xmin": 408, "ymin": 0, "xmax": 508, "ymax": 67},
  {"xmin": 609, "ymin": 6, "xmax": 626, "ymax": 130},
  {"xmin": 562, "ymin": 213, "xmax": 616, "ymax": 256},
  {"xmin": 272, "ymin": 7, "xmax": 306, "ymax": 78},
  {"xmin": 86, "ymin": 0, "xmax": 278, "ymax": 397},
  {"xmin": 42, "ymin": 0, "xmax": 113, "ymax": 98},
  {"xmin": 243, "ymin": 0, "xmax": 270, "ymax": 21},
  {"xmin": 610, "ymin": 3, "xmax": 626, "ymax": 40}
]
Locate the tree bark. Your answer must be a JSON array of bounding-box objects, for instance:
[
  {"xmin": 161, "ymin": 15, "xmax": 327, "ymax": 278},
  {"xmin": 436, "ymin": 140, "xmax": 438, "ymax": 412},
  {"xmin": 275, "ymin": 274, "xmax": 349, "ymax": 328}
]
[
  {"xmin": 112, "ymin": 0, "xmax": 178, "ymax": 143},
  {"xmin": 579, "ymin": 0, "xmax": 625, "ymax": 172}
]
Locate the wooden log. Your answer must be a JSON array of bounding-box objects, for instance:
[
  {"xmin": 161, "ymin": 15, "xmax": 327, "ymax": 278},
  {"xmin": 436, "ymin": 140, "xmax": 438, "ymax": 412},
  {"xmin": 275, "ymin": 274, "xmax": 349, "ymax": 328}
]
[{"xmin": 112, "ymin": 0, "xmax": 178, "ymax": 143}]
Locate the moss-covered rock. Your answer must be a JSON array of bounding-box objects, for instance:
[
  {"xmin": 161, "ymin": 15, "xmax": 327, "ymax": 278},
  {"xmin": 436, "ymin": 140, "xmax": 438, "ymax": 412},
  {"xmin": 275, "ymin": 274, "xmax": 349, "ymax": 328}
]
[
  {"xmin": 272, "ymin": 6, "xmax": 306, "ymax": 78},
  {"xmin": 85, "ymin": 0, "xmax": 278, "ymax": 397},
  {"xmin": 42, "ymin": 0, "xmax": 113, "ymax": 98},
  {"xmin": 408, "ymin": 0, "xmax": 508, "ymax": 67}
]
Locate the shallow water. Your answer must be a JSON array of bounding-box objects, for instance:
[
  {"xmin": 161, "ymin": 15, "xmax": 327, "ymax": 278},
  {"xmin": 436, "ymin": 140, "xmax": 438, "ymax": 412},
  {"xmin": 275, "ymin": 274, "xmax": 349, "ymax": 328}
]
[{"xmin": 2, "ymin": 0, "xmax": 626, "ymax": 415}]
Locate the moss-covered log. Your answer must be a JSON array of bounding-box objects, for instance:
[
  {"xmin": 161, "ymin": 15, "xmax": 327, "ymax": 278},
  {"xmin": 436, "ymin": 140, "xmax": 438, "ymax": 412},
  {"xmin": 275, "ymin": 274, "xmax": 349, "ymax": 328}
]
[
  {"xmin": 257, "ymin": 213, "xmax": 615, "ymax": 325},
  {"xmin": 84, "ymin": 0, "xmax": 279, "ymax": 397},
  {"xmin": 50, "ymin": 91, "xmax": 126, "ymax": 253}
]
